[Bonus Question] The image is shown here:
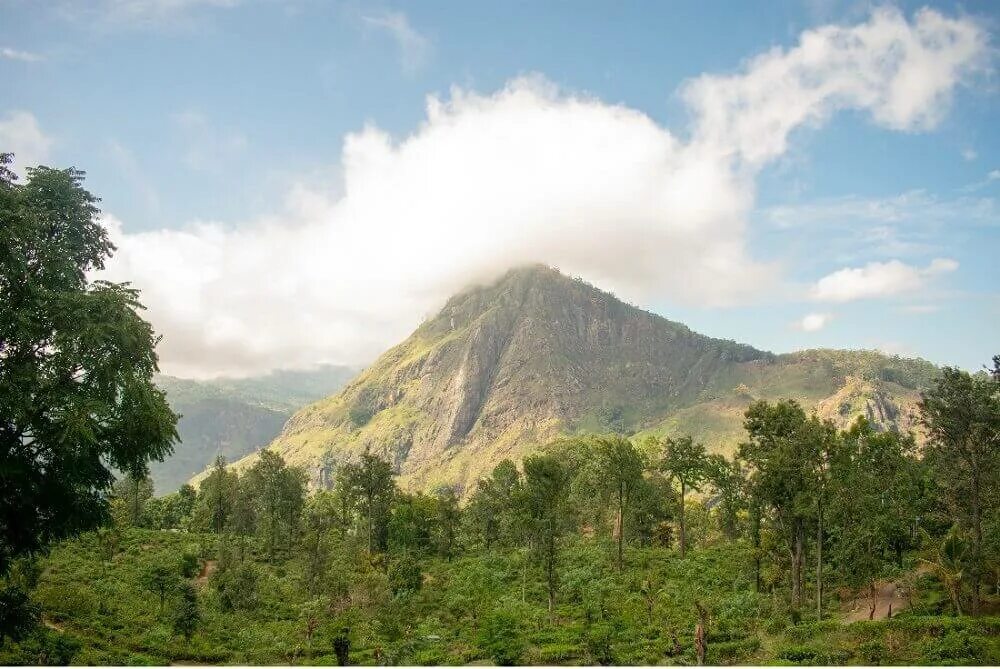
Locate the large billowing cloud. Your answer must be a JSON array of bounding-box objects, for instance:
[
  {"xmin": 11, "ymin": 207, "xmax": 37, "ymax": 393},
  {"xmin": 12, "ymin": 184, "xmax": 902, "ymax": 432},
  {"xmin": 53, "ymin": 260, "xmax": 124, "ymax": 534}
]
[{"xmin": 97, "ymin": 7, "xmax": 990, "ymax": 378}]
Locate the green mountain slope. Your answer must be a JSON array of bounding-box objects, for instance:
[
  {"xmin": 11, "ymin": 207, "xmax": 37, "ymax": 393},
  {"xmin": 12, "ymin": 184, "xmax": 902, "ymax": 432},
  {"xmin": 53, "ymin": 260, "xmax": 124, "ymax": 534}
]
[
  {"xmin": 217, "ymin": 265, "xmax": 939, "ymax": 493},
  {"xmin": 152, "ymin": 365, "xmax": 357, "ymax": 494}
]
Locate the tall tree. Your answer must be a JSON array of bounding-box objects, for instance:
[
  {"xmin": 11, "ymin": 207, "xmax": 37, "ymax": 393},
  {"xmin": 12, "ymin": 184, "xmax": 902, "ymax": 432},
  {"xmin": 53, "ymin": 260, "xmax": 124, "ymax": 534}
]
[
  {"xmin": 739, "ymin": 400, "xmax": 826, "ymax": 618},
  {"xmin": 705, "ymin": 454, "xmax": 746, "ymax": 542},
  {"xmin": 466, "ymin": 460, "xmax": 521, "ymax": 550},
  {"xmin": 435, "ymin": 485, "xmax": 461, "ymax": 561},
  {"xmin": 518, "ymin": 454, "xmax": 570, "ymax": 615},
  {"xmin": 659, "ymin": 435, "xmax": 708, "ymax": 558},
  {"xmin": 0, "ymin": 155, "xmax": 178, "ymax": 576},
  {"xmin": 828, "ymin": 418, "xmax": 919, "ymax": 620},
  {"xmin": 919, "ymin": 363, "xmax": 1000, "ymax": 614},
  {"xmin": 193, "ymin": 455, "xmax": 236, "ymax": 534},
  {"xmin": 338, "ymin": 451, "xmax": 396, "ymax": 553},
  {"xmin": 594, "ymin": 435, "xmax": 645, "ymax": 571},
  {"xmin": 243, "ymin": 450, "xmax": 307, "ymax": 559}
]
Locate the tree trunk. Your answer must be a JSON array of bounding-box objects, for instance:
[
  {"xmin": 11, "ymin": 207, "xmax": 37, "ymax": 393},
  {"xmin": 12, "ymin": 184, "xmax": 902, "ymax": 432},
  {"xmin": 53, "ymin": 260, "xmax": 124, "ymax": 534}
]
[
  {"xmin": 616, "ymin": 483, "xmax": 624, "ymax": 572},
  {"xmin": 752, "ymin": 503, "xmax": 761, "ymax": 593},
  {"xmin": 679, "ymin": 480, "xmax": 687, "ymax": 559},
  {"xmin": 694, "ymin": 601, "xmax": 708, "ymax": 665},
  {"xmin": 791, "ymin": 523, "xmax": 804, "ymax": 616},
  {"xmin": 970, "ymin": 459, "xmax": 982, "ymax": 615},
  {"xmin": 816, "ymin": 500, "xmax": 823, "ymax": 621}
]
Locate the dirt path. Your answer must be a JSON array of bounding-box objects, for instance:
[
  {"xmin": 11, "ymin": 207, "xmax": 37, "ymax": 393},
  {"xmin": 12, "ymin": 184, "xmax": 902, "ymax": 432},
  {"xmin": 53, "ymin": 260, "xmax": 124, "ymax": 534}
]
[
  {"xmin": 842, "ymin": 581, "xmax": 908, "ymax": 622},
  {"xmin": 195, "ymin": 559, "xmax": 217, "ymax": 587}
]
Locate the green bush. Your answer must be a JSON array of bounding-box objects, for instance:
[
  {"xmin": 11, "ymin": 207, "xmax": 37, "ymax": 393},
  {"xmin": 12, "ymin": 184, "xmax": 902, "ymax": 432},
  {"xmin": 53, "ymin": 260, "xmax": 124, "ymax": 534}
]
[
  {"xmin": 477, "ymin": 608, "xmax": 525, "ymax": 665},
  {"xmin": 858, "ymin": 639, "xmax": 888, "ymax": 665},
  {"xmin": 919, "ymin": 630, "xmax": 989, "ymax": 665}
]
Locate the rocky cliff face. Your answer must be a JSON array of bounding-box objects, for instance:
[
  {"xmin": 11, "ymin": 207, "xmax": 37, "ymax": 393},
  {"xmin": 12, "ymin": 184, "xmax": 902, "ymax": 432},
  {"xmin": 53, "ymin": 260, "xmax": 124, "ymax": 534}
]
[{"xmin": 215, "ymin": 265, "xmax": 938, "ymax": 493}]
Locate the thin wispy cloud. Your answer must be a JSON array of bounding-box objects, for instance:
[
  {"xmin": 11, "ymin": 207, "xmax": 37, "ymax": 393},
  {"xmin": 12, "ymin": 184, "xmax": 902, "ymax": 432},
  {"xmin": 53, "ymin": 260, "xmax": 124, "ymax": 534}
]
[
  {"xmin": 361, "ymin": 10, "xmax": 431, "ymax": 73},
  {"xmin": 1, "ymin": 47, "xmax": 43, "ymax": 62}
]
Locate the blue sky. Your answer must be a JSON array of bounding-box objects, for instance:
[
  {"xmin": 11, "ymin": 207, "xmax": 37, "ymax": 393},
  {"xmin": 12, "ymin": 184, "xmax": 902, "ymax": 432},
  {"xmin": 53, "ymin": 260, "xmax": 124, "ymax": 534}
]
[{"xmin": 1, "ymin": 0, "xmax": 997, "ymax": 377}]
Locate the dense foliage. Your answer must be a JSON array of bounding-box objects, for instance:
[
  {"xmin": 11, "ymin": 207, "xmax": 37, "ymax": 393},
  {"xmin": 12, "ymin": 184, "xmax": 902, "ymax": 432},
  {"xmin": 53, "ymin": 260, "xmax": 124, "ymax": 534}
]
[
  {"xmin": 2, "ymin": 359, "xmax": 997, "ymax": 665},
  {"xmin": 0, "ymin": 154, "xmax": 177, "ymax": 598}
]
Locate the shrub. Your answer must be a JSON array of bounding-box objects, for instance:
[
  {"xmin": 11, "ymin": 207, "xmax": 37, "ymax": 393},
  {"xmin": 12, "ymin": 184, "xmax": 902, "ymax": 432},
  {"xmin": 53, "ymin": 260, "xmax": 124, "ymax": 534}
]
[
  {"xmin": 388, "ymin": 553, "xmax": 423, "ymax": 597},
  {"xmin": 858, "ymin": 640, "xmax": 888, "ymax": 665},
  {"xmin": 478, "ymin": 609, "xmax": 525, "ymax": 665}
]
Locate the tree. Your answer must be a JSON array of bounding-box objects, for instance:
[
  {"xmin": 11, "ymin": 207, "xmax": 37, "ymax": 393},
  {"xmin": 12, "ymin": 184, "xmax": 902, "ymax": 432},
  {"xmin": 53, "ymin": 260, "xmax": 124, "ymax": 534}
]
[
  {"xmin": 705, "ymin": 454, "xmax": 746, "ymax": 542},
  {"xmin": 466, "ymin": 460, "xmax": 521, "ymax": 550},
  {"xmin": 110, "ymin": 473, "xmax": 154, "ymax": 528},
  {"xmin": 828, "ymin": 418, "xmax": 919, "ymax": 620},
  {"xmin": 143, "ymin": 559, "xmax": 179, "ymax": 613},
  {"xmin": 919, "ymin": 363, "xmax": 1000, "ymax": 614},
  {"xmin": 192, "ymin": 455, "xmax": 236, "ymax": 534},
  {"xmin": 594, "ymin": 435, "xmax": 645, "ymax": 571},
  {"xmin": 659, "ymin": 435, "xmax": 709, "ymax": 558},
  {"xmin": 738, "ymin": 400, "xmax": 827, "ymax": 618},
  {"xmin": 518, "ymin": 454, "xmax": 570, "ymax": 615},
  {"xmin": 435, "ymin": 485, "xmax": 461, "ymax": 560},
  {"xmin": 338, "ymin": 451, "xmax": 395, "ymax": 553},
  {"xmin": 172, "ymin": 583, "xmax": 200, "ymax": 640},
  {"xmin": 243, "ymin": 450, "xmax": 307, "ymax": 559},
  {"xmin": 0, "ymin": 155, "xmax": 178, "ymax": 576}
]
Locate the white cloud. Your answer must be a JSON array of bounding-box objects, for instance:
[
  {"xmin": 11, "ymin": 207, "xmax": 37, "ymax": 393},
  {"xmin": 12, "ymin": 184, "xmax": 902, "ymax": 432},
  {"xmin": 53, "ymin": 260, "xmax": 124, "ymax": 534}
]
[
  {"xmin": 962, "ymin": 148, "xmax": 977, "ymax": 161},
  {"xmin": 811, "ymin": 258, "xmax": 959, "ymax": 303},
  {"xmin": 361, "ymin": 10, "xmax": 430, "ymax": 73},
  {"xmin": 681, "ymin": 6, "xmax": 989, "ymax": 167},
  {"xmin": 95, "ymin": 8, "xmax": 990, "ymax": 378},
  {"xmin": 0, "ymin": 111, "xmax": 54, "ymax": 177},
  {"xmin": 1, "ymin": 47, "xmax": 43, "ymax": 62},
  {"xmin": 795, "ymin": 312, "xmax": 834, "ymax": 332}
]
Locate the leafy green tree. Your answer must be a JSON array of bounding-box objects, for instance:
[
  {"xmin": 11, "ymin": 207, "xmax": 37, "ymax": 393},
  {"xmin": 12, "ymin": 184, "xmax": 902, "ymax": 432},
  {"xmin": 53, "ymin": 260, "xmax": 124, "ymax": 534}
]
[
  {"xmin": 919, "ymin": 363, "xmax": 1000, "ymax": 614},
  {"xmin": 110, "ymin": 474, "xmax": 154, "ymax": 528},
  {"xmin": 659, "ymin": 435, "xmax": 709, "ymax": 558},
  {"xmin": 706, "ymin": 454, "xmax": 746, "ymax": 541},
  {"xmin": 338, "ymin": 451, "xmax": 395, "ymax": 553},
  {"xmin": 435, "ymin": 485, "xmax": 461, "ymax": 560},
  {"xmin": 388, "ymin": 492, "xmax": 437, "ymax": 553},
  {"xmin": 518, "ymin": 453, "xmax": 571, "ymax": 615},
  {"xmin": 828, "ymin": 418, "xmax": 919, "ymax": 619},
  {"xmin": 143, "ymin": 559, "xmax": 179, "ymax": 613},
  {"xmin": 466, "ymin": 459, "xmax": 521, "ymax": 550},
  {"xmin": 0, "ymin": 155, "xmax": 178, "ymax": 576},
  {"xmin": 594, "ymin": 435, "xmax": 645, "ymax": 570},
  {"xmin": 243, "ymin": 450, "xmax": 307, "ymax": 559},
  {"xmin": 172, "ymin": 582, "xmax": 200, "ymax": 640},
  {"xmin": 192, "ymin": 456, "xmax": 237, "ymax": 534},
  {"xmin": 738, "ymin": 400, "xmax": 827, "ymax": 617}
]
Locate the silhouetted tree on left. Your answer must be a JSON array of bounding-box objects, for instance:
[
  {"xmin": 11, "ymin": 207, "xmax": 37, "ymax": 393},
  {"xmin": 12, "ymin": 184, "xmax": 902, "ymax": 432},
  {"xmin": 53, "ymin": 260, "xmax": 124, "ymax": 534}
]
[{"xmin": 0, "ymin": 153, "xmax": 178, "ymax": 578}]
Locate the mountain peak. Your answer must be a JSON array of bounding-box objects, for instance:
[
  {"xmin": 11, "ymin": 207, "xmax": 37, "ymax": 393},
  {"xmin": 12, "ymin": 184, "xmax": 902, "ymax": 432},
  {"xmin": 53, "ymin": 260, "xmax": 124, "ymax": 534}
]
[{"xmin": 219, "ymin": 271, "xmax": 935, "ymax": 494}]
